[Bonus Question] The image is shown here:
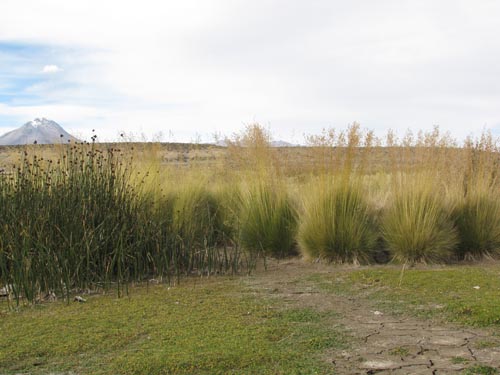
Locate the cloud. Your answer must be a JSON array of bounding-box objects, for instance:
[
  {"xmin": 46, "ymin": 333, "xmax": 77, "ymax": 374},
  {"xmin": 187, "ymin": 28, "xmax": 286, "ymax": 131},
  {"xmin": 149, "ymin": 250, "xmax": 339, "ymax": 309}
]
[
  {"xmin": 1, "ymin": 0, "xmax": 500, "ymax": 142},
  {"xmin": 41, "ymin": 64, "xmax": 61, "ymax": 74}
]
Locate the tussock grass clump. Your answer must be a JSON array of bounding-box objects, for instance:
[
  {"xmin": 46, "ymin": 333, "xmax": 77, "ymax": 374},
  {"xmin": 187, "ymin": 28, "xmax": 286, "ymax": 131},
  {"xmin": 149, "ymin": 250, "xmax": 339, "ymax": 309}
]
[
  {"xmin": 172, "ymin": 184, "xmax": 223, "ymax": 250},
  {"xmin": 211, "ymin": 182, "xmax": 243, "ymax": 245},
  {"xmin": 381, "ymin": 178, "xmax": 458, "ymax": 264},
  {"xmin": 297, "ymin": 179, "xmax": 376, "ymax": 263},
  {"xmin": 454, "ymin": 186, "xmax": 500, "ymax": 260},
  {"xmin": 454, "ymin": 134, "xmax": 500, "ymax": 259},
  {"xmin": 239, "ymin": 181, "xmax": 297, "ymax": 258}
]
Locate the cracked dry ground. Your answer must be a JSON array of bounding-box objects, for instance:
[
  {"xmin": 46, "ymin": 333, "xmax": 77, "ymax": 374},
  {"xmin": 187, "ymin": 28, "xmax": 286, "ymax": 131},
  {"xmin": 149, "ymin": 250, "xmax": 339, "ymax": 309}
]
[{"xmin": 244, "ymin": 260, "xmax": 500, "ymax": 375}]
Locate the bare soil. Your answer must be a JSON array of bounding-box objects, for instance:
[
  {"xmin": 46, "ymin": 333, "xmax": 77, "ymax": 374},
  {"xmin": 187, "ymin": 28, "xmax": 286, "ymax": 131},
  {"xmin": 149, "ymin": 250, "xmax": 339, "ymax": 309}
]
[{"xmin": 244, "ymin": 259, "xmax": 500, "ymax": 374}]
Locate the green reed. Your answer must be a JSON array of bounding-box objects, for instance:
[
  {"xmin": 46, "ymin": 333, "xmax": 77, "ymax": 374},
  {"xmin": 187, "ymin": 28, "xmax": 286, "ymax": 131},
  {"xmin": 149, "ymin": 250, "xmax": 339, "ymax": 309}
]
[{"xmin": 0, "ymin": 142, "xmax": 240, "ymax": 305}]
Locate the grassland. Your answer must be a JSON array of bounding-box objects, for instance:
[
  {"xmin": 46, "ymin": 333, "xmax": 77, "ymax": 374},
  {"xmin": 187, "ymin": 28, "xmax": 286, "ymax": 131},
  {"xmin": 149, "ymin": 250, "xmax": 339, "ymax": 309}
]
[
  {"xmin": 1, "ymin": 124, "xmax": 500, "ymax": 301},
  {"xmin": 1, "ymin": 124, "xmax": 500, "ymax": 373}
]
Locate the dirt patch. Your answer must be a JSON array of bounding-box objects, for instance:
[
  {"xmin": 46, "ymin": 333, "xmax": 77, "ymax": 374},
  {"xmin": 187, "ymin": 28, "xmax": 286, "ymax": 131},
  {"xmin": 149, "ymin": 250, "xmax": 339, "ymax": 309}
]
[{"xmin": 243, "ymin": 259, "xmax": 500, "ymax": 374}]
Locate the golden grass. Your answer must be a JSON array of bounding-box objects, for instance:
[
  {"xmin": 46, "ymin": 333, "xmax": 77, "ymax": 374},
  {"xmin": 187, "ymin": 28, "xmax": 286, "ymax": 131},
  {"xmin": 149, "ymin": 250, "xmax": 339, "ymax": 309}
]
[{"xmin": 1, "ymin": 124, "xmax": 500, "ymax": 303}]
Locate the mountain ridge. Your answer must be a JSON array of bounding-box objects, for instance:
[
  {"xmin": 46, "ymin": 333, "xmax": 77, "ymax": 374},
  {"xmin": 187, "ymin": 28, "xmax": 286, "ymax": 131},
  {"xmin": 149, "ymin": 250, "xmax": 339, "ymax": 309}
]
[{"xmin": 0, "ymin": 118, "xmax": 80, "ymax": 145}]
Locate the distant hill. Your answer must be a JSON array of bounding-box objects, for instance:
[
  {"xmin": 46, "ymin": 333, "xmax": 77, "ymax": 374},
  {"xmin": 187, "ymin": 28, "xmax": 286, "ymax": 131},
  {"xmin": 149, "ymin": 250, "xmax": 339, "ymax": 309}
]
[
  {"xmin": 270, "ymin": 140, "xmax": 299, "ymax": 147},
  {"xmin": 214, "ymin": 139, "xmax": 299, "ymax": 147},
  {"xmin": 0, "ymin": 118, "xmax": 79, "ymax": 145}
]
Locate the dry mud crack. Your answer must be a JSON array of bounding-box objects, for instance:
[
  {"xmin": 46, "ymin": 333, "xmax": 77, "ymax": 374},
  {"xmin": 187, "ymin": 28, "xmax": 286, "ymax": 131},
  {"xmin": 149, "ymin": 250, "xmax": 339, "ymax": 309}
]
[{"xmin": 244, "ymin": 260, "xmax": 500, "ymax": 374}]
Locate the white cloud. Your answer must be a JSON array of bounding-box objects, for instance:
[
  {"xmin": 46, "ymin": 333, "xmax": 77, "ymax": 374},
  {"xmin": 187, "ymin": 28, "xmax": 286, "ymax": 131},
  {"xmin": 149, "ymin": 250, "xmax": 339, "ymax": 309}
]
[
  {"xmin": 1, "ymin": 0, "xmax": 500, "ymax": 141},
  {"xmin": 41, "ymin": 64, "xmax": 62, "ymax": 74}
]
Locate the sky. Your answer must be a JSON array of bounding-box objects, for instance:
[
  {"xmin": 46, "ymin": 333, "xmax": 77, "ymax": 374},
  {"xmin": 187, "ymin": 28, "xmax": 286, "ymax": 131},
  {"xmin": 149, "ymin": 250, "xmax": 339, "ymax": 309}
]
[{"xmin": 1, "ymin": 0, "xmax": 500, "ymax": 143}]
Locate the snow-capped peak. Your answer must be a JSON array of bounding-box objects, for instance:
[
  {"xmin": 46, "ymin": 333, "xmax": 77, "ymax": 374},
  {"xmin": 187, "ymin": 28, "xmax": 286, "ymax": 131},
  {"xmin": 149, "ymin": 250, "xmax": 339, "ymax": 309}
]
[
  {"xmin": 29, "ymin": 118, "xmax": 50, "ymax": 128},
  {"xmin": 0, "ymin": 118, "xmax": 80, "ymax": 145}
]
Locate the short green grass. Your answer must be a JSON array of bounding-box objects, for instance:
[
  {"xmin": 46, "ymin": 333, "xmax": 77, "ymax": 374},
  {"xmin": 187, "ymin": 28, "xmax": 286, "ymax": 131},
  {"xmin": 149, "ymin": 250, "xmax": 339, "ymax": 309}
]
[
  {"xmin": 462, "ymin": 364, "xmax": 499, "ymax": 375},
  {"xmin": 451, "ymin": 356, "xmax": 470, "ymax": 364},
  {"xmin": 0, "ymin": 277, "xmax": 346, "ymax": 375},
  {"xmin": 388, "ymin": 346, "xmax": 410, "ymax": 357},
  {"xmin": 346, "ymin": 264, "xmax": 500, "ymax": 327}
]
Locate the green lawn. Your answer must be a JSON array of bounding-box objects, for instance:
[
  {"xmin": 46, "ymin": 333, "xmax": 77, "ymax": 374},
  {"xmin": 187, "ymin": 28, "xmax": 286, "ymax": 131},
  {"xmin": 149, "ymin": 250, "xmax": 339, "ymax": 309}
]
[{"xmin": 0, "ymin": 277, "xmax": 345, "ymax": 375}]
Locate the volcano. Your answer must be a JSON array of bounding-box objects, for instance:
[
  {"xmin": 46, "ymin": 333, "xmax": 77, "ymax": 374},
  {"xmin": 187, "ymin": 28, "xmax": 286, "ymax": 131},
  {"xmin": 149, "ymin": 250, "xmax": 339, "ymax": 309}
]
[{"xmin": 0, "ymin": 118, "xmax": 80, "ymax": 145}]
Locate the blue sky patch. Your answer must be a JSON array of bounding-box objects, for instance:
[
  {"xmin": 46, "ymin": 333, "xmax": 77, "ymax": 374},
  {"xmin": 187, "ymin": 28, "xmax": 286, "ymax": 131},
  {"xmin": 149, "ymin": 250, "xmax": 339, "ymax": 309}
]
[
  {"xmin": 0, "ymin": 116, "xmax": 20, "ymax": 128},
  {"xmin": 0, "ymin": 42, "xmax": 66, "ymax": 102},
  {"xmin": 0, "ymin": 41, "xmax": 52, "ymax": 57}
]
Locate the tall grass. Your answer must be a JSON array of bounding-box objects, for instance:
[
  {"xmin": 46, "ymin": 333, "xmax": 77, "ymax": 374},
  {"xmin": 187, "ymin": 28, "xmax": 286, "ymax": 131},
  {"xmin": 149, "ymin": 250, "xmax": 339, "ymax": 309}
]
[
  {"xmin": 0, "ymin": 145, "xmax": 140, "ymax": 302},
  {"xmin": 297, "ymin": 178, "xmax": 377, "ymax": 263},
  {"xmin": 381, "ymin": 176, "xmax": 458, "ymax": 264},
  {"xmin": 1, "ymin": 124, "xmax": 500, "ymax": 304},
  {"xmin": 172, "ymin": 185, "xmax": 220, "ymax": 248},
  {"xmin": 239, "ymin": 181, "xmax": 297, "ymax": 258},
  {"xmin": 452, "ymin": 134, "xmax": 500, "ymax": 259},
  {"xmin": 298, "ymin": 124, "xmax": 378, "ymax": 263},
  {"xmin": 225, "ymin": 124, "xmax": 298, "ymax": 258},
  {"xmin": 454, "ymin": 187, "xmax": 500, "ymax": 259},
  {"xmin": 0, "ymin": 143, "xmax": 240, "ymax": 304}
]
